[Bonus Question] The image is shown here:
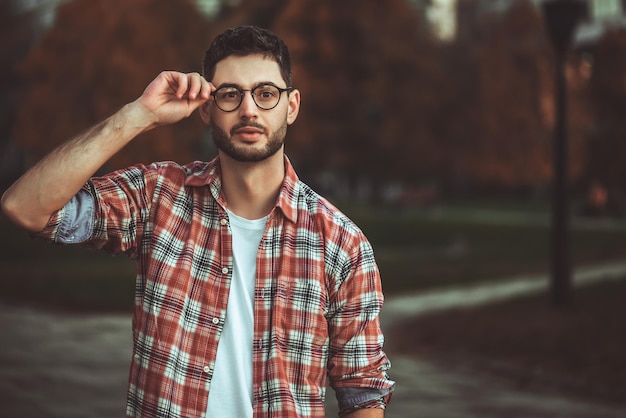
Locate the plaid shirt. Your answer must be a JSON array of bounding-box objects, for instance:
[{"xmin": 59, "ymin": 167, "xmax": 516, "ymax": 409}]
[{"xmin": 38, "ymin": 156, "xmax": 394, "ymax": 417}]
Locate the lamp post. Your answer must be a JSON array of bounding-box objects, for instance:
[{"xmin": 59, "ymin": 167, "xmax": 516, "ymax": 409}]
[{"xmin": 541, "ymin": 0, "xmax": 586, "ymax": 307}]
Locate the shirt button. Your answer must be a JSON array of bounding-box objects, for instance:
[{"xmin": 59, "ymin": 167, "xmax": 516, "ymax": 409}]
[
  {"xmin": 203, "ymin": 365, "xmax": 210, "ymax": 373},
  {"xmin": 220, "ymin": 218, "xmax": 228, "ymax": 226},
  {"xmin": 222, "ymin": 267, "xmax": 229, "ymax": 274},
  {"xmin": 212, "ymin": 317, "xmax": 219, "ymax": 325}
]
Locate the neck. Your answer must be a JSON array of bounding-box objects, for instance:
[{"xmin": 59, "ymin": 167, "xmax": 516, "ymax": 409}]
[{"xmin": 219, "ymin": 151, "xmax": 285, "ymax": 219}]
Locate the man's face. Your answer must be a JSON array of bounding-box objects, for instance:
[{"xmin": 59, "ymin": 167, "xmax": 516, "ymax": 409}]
[{"xmin": 201, "ymin": 54, "xmax": 300, "ymax": 162}]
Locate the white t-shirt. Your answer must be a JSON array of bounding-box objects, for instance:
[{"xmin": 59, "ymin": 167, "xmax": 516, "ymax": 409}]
[{"xmin": 206, "ymin": 210, "xmax": 268, "ymax": 418}]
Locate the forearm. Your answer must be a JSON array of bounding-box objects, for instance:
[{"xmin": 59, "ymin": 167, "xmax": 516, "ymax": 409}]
[
  {"xmin": 2, "ymin": 71, "xmax": 210, "ymax": 232},
  {"xmin": 342, "ymin": 408, "xmax": 384, "ymax": 418},
  {"xmin": 1, "ymin": 101, "xmax": 153, "ymax": 232}
]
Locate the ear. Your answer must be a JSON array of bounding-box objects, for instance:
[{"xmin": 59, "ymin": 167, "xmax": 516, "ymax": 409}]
[
  {"xmin": 286, "ymin": 89, "xmax": 300, "ymax": 125},
  {"xmin": 199, "ymin": 101, "xmax": 212, "ymax": 125}
]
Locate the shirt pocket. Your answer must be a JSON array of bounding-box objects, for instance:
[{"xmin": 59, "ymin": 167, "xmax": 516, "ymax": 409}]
[{"xmin": 274, "ymin": 277, "xmax": 329, "ymax": 355}]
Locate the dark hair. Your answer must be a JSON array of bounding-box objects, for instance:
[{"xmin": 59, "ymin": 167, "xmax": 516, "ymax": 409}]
[{"xmin": 202, "ymin": 26, "xmax": 292, "ymax": 87}]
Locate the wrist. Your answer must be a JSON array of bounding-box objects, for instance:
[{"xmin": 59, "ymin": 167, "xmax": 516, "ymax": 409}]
[{"xmin": 123, "ymin": 100, "xmax": 158, "ymax": 134}]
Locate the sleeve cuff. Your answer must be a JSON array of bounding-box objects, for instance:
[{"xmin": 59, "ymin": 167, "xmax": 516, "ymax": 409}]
[
  {"xmin": 33, "ymin": 189, "xmax": 95, "ymax": 244},
  {"xmin": 335, "ymin": 386, "xmax": 394, "ymax": 414},
  {"xmin": 55, "ymin": 188, "xmax": 95, "ymax": 244}
]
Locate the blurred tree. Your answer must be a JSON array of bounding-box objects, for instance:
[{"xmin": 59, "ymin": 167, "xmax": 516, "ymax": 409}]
[
  {"xmin": 585, "ymin": 29, "xmax": 626, "ymax": 213},
  {"xmin": 213, "ymin": 0, "xmax": 288, "ymax": 29},
  {"xmin": 14, "ymin": 0, "xmax": 591, "ymax": 195},
  {"xmin": 14, "ymin": 0, "xmax": 210, "ymax": 171},
  {"xmin": 1, "ymin": 0, "xmax": 38, "ymax": 183},
  {"xmin": 446, "ymin": 0, "xmax": 554, "ymax": 190},
  {"xmin": 274, "ymin": 0, "xmax": 443, "ymax": 198},
  {"xmin": 448, "ymin": 0, "xmax": 593, "ymax": 192}
]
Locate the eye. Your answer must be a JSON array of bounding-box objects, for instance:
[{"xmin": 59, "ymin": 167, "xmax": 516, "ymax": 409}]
[
  {"xmin": 216, "ymin": 88, "xmax": 241, "ymax": 101},
  {"xmin": 255, "ymin": 86, "xmax": 279, "ymax": 101}
]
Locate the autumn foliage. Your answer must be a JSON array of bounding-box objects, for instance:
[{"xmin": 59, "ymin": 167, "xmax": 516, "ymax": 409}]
[
  {"xmin": 14, "ymin": 0, "xmax": 210, "ymax": 171},
  {"xmin": 8, "ymin": 0, "xmax": 626, "ymax": 197},
  {"xmin": 584, "ymin": 28, "xmax": 626, "ymax": 210}
]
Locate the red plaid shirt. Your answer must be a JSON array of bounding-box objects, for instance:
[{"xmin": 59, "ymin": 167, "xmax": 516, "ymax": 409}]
[{"xmin": 38, "ymin": 156, "xmax": 394, "ymax": 417}]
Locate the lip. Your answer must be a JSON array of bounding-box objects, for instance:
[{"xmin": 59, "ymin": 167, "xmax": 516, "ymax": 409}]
[
  {"xmin": 233, "ymin": 126, "xmax": 265, "ymax": 142},
  {"xmin": 235, "ymin": 127, "xmax": 264, "ymax": 134}
]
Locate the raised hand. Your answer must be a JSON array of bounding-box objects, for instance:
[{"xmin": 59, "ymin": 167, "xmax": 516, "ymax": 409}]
[
  {"xmin": 134, "ymin": 71, "xmax": 214, "ymax": 129},
  {"xmin": 1, "ymin": 70, "xmax": 214, "ymax": 233}
]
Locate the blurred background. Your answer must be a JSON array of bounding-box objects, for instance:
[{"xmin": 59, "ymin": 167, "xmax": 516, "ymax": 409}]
[{"xmin": 1, "ymin": 0, "xmax": 625, "ymax": 417}]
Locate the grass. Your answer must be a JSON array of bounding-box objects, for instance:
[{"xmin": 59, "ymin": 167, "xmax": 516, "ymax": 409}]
[
  {"xmin": 1, "ymin": 201, "xmax": 625, "ymax": 310},
  {"xmin": 348, "ymin": 206, "xmax": 626, "ymax": 295}
]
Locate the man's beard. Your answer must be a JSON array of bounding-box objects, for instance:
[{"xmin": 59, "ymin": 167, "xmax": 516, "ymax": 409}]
[{"xmin": 210, "ymin": 120, "xmax": 287, "ymax": 162}]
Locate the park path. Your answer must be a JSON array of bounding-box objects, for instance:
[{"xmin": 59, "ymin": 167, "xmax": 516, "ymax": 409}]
[
  {"xmin": 380, "ymin": 259, "xmax": 626, "ymax": 325},
  {"xmin": 1, "ymin": 261, "xmax": 626, "ymax": 417}
]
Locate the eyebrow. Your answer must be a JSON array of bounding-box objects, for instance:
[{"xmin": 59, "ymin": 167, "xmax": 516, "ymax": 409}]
[{"xmin": 215, "ymin": 81, "xmax": 284, "ymax": 90}]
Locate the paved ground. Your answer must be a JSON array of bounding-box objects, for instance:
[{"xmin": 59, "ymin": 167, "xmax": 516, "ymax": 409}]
[
  {"xmin": 380, "ymin": 260, "xmax": 626, "ymax": 324},
  {"xmin": 2, "ymin": 261, "xmax": 626, "ymax": 417}
]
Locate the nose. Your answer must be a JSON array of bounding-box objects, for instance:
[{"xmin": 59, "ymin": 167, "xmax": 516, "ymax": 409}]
[{"xmin": 238, "ymin": 90, "xmax": 259, "ymax": 118}]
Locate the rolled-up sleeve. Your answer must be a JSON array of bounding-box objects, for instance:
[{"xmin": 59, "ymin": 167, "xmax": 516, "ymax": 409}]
[
  {"xmin": 56, "ymin": 189, "xmax": 95, "ymax": 244},
  {"xmin": 327, "ymin": 236, "xmax": 395, "ymax": 415},
  {"xmin": 33, "ymin": 188, "xmax": 95, "ymax": 244},
  {"xmin": 33, "ymin": 163, "xmax": 155, "ymax": 256}
]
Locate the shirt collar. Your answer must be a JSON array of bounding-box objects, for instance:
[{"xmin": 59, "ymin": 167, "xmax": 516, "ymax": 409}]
[{"xmin": 183, "ymin": 155, "xmax": 300, "ymax": 224}]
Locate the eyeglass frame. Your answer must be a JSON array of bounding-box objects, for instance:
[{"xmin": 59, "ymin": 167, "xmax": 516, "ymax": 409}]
[{"xmin": 210, "ymin": 83, "xmax": 294, "ymax": 112}]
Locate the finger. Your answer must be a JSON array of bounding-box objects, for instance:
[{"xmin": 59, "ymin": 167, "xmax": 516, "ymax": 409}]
[
  {"xmin": 200, "ymin": 78, "xmax": 213, "ymax": 100},
  {"xmin": 187, "ymin": 79, "xmax": 212, "ymax": 111},
  {"xmin": 187, "ymin": 73, "xmax": 202, "ymax": 100},
  {"xmin": 174, "ymin": 72, "xmax": 189, "ymax": 99},
  {"xmin": 190, "ymin": 77, "xmax": 213, "ymax": 103}
]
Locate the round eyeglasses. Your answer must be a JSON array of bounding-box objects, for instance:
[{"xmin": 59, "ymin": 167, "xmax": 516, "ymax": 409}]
[{"xmin": 211, "ymin": 84, "xmax": 293, "ymax": 112}]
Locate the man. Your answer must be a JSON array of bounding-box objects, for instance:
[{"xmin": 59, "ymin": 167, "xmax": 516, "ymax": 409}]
[{"xmin": 2, "ymin": 26, "xmax": 394, "ymax": 417}]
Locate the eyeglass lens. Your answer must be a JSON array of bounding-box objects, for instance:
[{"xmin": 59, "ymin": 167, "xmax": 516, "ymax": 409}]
[{"xmin": 214, "ymin": 85, "xmax": 284, "ymax": 112}]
